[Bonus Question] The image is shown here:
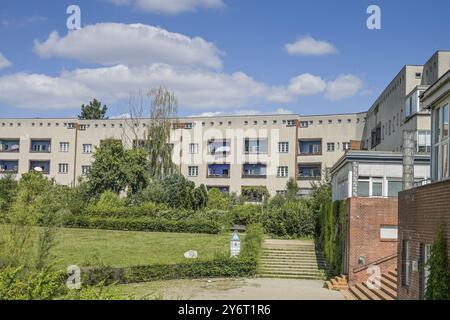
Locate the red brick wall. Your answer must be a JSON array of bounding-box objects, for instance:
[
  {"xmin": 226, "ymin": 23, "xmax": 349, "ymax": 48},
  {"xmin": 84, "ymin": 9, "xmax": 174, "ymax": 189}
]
[
  {"xmin": 346, "ymin": 197, "xmax": 399, "ymax": 285},
  {"xmin": 398, "ymin": 180, "xmax": 450, "ymax": 300}
]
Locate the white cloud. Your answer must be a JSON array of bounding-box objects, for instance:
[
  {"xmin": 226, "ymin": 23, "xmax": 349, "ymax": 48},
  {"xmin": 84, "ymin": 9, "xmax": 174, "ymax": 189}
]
[
  {"xmin": 325, "ymin": 74, "xmax": 363, "ymax": 101},
  {"xmin": 106, "ymin": 0, "xmax": 225, "ymax": 15},
  {"xmin": 268, "ymin": 73, "xmax": 327, "ymax": 103},
  {"xmin": 285, "ymin": 36, "xmax": 337, "ymax": 56},
  {"xmin": 188, "ymin": 108, "xmax": 293, "ymax": 118},
  {"xmin": 34, "ymin": 23, "xmax": 223, "ymax": 69},
  {"xmin": 0, "ymin": 64, "xmax": 269, "ymax": 109},
  {"xmin": 0, "ymin": 53, "xmax": 12, "ymax": 69}
]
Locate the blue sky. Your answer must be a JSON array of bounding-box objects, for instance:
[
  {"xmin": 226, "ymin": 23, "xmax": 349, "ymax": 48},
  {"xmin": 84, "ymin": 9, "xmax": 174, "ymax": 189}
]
[{"xmin": 0, "ymin": 0, "xmax": 449, "ymax": 118}]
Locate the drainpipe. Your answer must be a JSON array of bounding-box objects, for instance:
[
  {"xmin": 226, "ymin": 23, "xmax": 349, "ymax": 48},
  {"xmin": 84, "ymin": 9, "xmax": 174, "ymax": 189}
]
[{"xmin": 402, "ymin": 130, "xmax": 415, "ymax": 191}]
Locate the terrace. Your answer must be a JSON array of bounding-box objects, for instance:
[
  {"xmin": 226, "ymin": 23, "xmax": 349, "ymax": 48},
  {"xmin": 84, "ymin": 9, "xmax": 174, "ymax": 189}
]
[
  {"xmin": 0, "ymin": 139, "xmax": 20, "ymax": 153},
  {"xmin": 242, "ymin": 163, "xmax": 267, "ymax": 178},
  {"xmin": 0, "ymin": 160, "xmax": 19, "ymax": 173},
  {"xmin": 207, "ymin": 164, "xmax": 230, "ymax": 178}
]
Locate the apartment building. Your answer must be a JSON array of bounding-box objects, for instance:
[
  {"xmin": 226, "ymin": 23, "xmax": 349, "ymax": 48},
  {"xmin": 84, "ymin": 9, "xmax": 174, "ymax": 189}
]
[
  {"xmin": 397, "ymin": 68, "xmax": 450, "ymax": 300},
  {"xmin": 0, "ymin": 112, "xmax": 366, "ymax": 197},
  {"xmin": 362, "ymin": 51, "xmax": 450, "ymax": 154}
]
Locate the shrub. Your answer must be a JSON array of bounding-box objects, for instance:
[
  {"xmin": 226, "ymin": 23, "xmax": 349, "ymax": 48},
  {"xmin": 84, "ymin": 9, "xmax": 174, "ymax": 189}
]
[
  {"xmin": 207, "ymin": 188, "xmax": 232, "ymax": 210},
  {"xmin": 241, "ymin": 186, "xmax": 270, "ymax": 203},
  {"xmin": 62, "ymin": 216, "xmax": 222, "ymax": 234},
  {"xmin": 231, "ymin": 204, "xmax": 262, "ymax": 226},
  {"xmin": 91, "ymin": 190, "xmax": 124, "ymax": 212},
  {"xmin": 240, "ymin": 224, "xmax": 264, "ymax": 262},
  {"xmin": 0, "ymin": 174, "xmax": 18, "ymax": 216},
  {"xmin": 261, "ymin": 200, "xmax": 314, "ymax": 238},
  {"xmin": 425, "ymin": 226, "xmax": 450, "ymax": 300}
]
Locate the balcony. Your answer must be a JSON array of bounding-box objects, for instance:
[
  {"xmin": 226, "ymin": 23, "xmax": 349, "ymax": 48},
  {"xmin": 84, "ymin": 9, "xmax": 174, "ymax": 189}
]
[
  {"xmin": 30, "ymin": 161, "xmax": 50, "ymax": 175},
  {"xmin": 0, "ymin": 160, "xmax": 19, "ymax": 174},
  {"xmin": 299, "ymin": 140, "xmax": 322, "ymax": 156},
  {"xmin": 30, "ymin": 140, "xmax": 51, "ymax": 153},
  {"xmin": 0, "ymin": 139, "xmax": 20, "ymax": 153},
  {"xmin": 244, "ymin": 138, "xmax": 268, "ymax": 154},
  {"xmin": 242, "ymin": 163, "xmax": 267, "ymax": 179},
  {"xmin": 207, "ymin": 139, "xmax": 231, "ymax": 156},
  {"xmin": 207, "ymin": 164, "xmax": 230, "ymax": 178},
  {"xmin": 298, "ymin": 164, "xmax": 322, "ymax": 180}
]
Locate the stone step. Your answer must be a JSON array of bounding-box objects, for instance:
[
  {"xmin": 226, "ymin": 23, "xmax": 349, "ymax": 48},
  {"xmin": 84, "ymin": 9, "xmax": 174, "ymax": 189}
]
[
  {"xmin": 380, "ymin": 281, "xmax": 397, "ymax": 299},
  {"xmin": 259, "ymin": 274, "xmax": 326, "ymax": 280},
  {"xmin": 362, "ymin": 282, "xmax": 394, "ymax": 301},
  {"xmin": 381, "ymin": 276, "xmax": 397, "ymax": 292},
  {"xmin": 383, "ymin": 272, "xmax": 397, "ymax": 284},
  {"xmin": 354, "ymin": 284, "xmax": 382, "ymax": 300},
  {"xmin": 261, "ymin": 257, "xmax": 327, "ymax": 263},
  {"xmin": 259, "ymin": 269, "xmax": 326, "ymax": 277},
  {"xmin": 262, "ymin": 248, "xmax": 316, "ymax": 253},
  {"xmin": 262, "ymin": 254, "xmax": 324, "ymax": 259},
  {"xmin": 349, "ymin": 286, "xmax": 371, "ymax": 300},
  {"xmin": 260, "ymin": 262, "xmax": 327, "ymax": 269}
]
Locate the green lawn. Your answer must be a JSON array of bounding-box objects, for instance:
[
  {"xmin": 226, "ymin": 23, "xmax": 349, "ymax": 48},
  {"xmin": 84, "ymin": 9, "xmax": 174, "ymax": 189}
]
[{"xmin": 1, "ymin": 226, "xmax": 230, "ymax": 268}]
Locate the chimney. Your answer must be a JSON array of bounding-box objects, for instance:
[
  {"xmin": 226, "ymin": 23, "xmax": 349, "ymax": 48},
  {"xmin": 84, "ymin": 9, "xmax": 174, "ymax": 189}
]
[{"xmin": 402, "ymin": 131, "xmax": 415, "ymax": 190}]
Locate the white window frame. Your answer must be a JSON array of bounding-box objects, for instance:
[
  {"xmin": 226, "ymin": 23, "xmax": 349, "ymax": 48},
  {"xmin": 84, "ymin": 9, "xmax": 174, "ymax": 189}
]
[
  {"xmin": 81, "ymin": 165, "xmax": 91, "ymax": 175},
  {"xmin": 189, "ymin": 143, "xmax": 199, "ymax": 154},
  {"xmin": 278, "ymin": 142, "xmax": 289, "ymax": 153},
  {"xmin": 432, "ymin": 103, "xmax": 450, "ymax": 181},
  {"xmin": 82, "ymin": 144, "xmax": 93, "ymax": 154},
  {"xmin": 327, "ymin": 143, "xmax": 335, "ymax": 152},
  {"xmin": 60, "ymin": 142, "xmax": 69, "ymax": 153},
  {"xmin": 58, "ymin": 163, "xmax": 69, "ymax": 174},
  {"xmin": 277, "ymin": 166, "xmax": 289, "ymax": 178},
  {"xmin": 188, "ymin": 166, "xmax": 199, "ymax": 177}
]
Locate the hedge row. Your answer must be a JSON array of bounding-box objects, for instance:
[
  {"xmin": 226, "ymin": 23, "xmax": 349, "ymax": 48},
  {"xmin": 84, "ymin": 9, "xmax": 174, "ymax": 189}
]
[
  {"xmin": 83, "ymin": 223, "xmax": 264, "ymax": 285},
  {"xmin": 62, "ymin": 216, "xmax": 221, "ymax": 234},
  {"xmin": 83, "ymin": 257, "xmax": 257, "ymax": 285}
]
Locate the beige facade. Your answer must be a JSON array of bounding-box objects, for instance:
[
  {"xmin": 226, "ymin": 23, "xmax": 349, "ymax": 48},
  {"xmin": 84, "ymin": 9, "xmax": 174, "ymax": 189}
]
[
  {"xmin": 0, "ymin": 113, "xmax": 366, "ymax": 196},
  {"xmin": 362, "ymin": 51, "xmax": 450, "ymax": 154}
]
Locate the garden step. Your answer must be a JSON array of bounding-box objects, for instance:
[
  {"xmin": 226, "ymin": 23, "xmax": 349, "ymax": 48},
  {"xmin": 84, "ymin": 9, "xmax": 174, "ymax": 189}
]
[
  {"xmin": 349, "ymin": 285, "xmax": 370, "ymax": 300},
  {"xmin": 362, "ymin": 282, "xmax": 394, "ymax": 301},
  {"xmin": 383, "ymin": 272, "xmax": 397, "ymax": 284},
  {"xmin": 262, "ymin": 253, "xmax": 324, "ymax": 258},
  {"xmin": 381, "ymin": 276, "xmax": 397, "ymax": 292},
  {"xmin": 261, "ymin": 257, "xmax": 327, "ymax": 263},
  {"xmin": 355, "ymin": 284, "xmax": 381, "ymax": 300},
  {"xmin": 261, "ymin": 263, "xmax": 327, "ymax": 268},
  {"xmin": 260, "ymin": 268, "xmax": 326, "ymax": 274},
  {"xmin": 259, "ymin": 274, "xmax": 326, "ymax": 280},
  {"xmin": 259, "ymin": 270, "xmax": 326, "ymax": 277}
]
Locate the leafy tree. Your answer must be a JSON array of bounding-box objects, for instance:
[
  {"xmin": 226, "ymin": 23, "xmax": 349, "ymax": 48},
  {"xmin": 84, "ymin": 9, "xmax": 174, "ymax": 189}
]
[
  {"xmin": 0, "ymin": 173, "xmax": 18, "ymax": 216},
  {"xmin": 241, "ymin": 186, "xmax": 270, "ymax": 203},
  {"xmin": 147, "ymin": 87, "xmax": 178, "ymax": 180},
  {"xmin": 78, "ymin": 99, "xmax": 108, "ymax": 120},
  {"xmin": 425, "ymin": 226, "xmax": 450, "ymax": 300},
  {"xmin": 86, "ymin": 139, "xmax": 149, "ymax": 197},
  {"xmin": 286, "ymin": 178, "xmax": 299, "ymax": 199}
]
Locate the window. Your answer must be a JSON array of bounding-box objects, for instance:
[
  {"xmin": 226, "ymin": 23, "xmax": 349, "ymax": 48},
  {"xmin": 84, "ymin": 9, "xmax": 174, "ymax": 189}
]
[
  {"xmin": 0, "ymin": 160, "xmax": 19, "ymax": 173},
  {"xmin": 402, "ymin": 241, "xmax": 410, "ymax": 287},
  {"xmin": 0, "ymin": 139, "xmax": 20, "ymax": 152},
  {"xmin": 189, "ymin": 143, "xmax": 199, "ymax": 154},
  {"xmin": 277, "ymin": 166, "xmax": 288, "ymax": 178},
  {"xmin": 298, "ymin": 164, "xmax": 321, "ymax": 180},
  {"xmin": 188, "ymin": 166, "xmax": 199, "ymax": 177},
  {"xmin": 244, "ymin": 138, "xmax": 268, "ymax": 154},
  {"xmin": 300, "ymin": 121, "xmax": 309, "ymax": 128},
  {"xmin": 58, "ymin": 163, "xmax": 69, "ymax": 174},
  {"xmin": 208, "ymin": 139, "xmax": 231, "ymax": 155},
  {"xmin": 278, "ymin": 142, "xmax": 289, "ymax": 153},
  {"xmin": 30, "ymin": 161, "xmax": 50, "ymax": 174},
  {"xmin": 388, "ymin": 180, "xmax": 403, "ymax": 197},
  {"xmin": 299, "ymin": 140, "xmax": 322, "ymax": 155},
  {"xmin": 287, "ymin": 120, "xmax": 296, "ymax": 126},
  {"xmin": 327, "ymin": 143, "xmax": 335, "ymax": 152},
  {"xmin": 380, "ymin": 226, "xmax": 398, "ymax": 240},
  {"xmin": 433, "ymin": 103, "xmax": 450, "ymax": 181},
  {"xmin": 60, "ymin": 142, "xmax": 69, "ymax": 153},
  {"xmin": 83, "ymin": 144, "xmax": 93, "ymax": 154},
  {"xmin": 31, "ymin": 140, "xmax": 51, "ymax": 153},
  {"xmin": 371, "ymin": 125, "xmax": 382, "ymax": 148},
  {"xmin": 417, "ymin": 131, "xmax": 431, "ymax": 153},
  {"xmin": 372, "ymin": 179, "xmax": 383, "ymax": 197},
  {"xmin": 81, "ymin": 166, "xmax": 91, "ymax": 175},
  {"xmin": 357, "ymin": 179, "xmax": 370, "ymax": 197},
  {"xmin": 343, "ymin": 142, "xmax": 350, "ymax": 151},
  {"xmin": 243, "ymin": 163, "xmax": 267, "ymax": 178},
  {"xmin": 207, "ymin": 164, "xmax": 230, "ymax": 178}
]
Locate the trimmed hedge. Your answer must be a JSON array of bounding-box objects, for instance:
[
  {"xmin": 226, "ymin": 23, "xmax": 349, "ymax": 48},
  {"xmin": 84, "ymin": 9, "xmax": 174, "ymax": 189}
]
[
  {"xmin": 62, "ymin": 216, "xmax": 221, "ymax": 235},
  {"xmin": 83, "ymin": 257, "xmax": 257, "ymax": 285},
  {"xmin": 84, "ymin": 223, "xmax": 264, "ymax": 285}
]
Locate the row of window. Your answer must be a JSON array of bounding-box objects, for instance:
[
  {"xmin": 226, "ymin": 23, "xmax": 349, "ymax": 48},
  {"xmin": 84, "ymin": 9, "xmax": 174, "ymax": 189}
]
[
  {"xmin": 186, "ymin": 164, "xmax": 322, "ymax": 180},
  {"xmin": 0, "ymin": 160, "xmax": 91, "ymax": 175},
  {"xmin": 0, "ymin": 140, "xmax": 94, "ymax": 154},
  {"xmin": 199, "ymin": 119, "xmax": 297, "ymax": 127},
  {"xmin": 357, "ymin": 177, "xmax": 403, "ymax": 198}
]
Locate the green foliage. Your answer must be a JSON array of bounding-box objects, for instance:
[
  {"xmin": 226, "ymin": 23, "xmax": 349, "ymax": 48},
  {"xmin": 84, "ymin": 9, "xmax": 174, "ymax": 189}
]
[
  {"xmin": 317, "ymin": 200, "xmax": 347, "ymax": 277},
  {"xmin": 91, "ymin": 190, "xmax": 125, "ymax": 212},
  {"xmin": 158, "ymin": 174, "xmax": 208, "ymax": 210},
  {"xmin": 87, "ymin": 139, "xmax": 149, "ymax": 197},
  {"xmin": 78, "ymin": 99, "xmax": 108, "ymax": 120},
  {"xmin": 207, "ymin": 188, "xmax": 232, "ymax": 210},
  {"xmin": 240, "ymin": 224, "xmax": 264, "ymax": 262},
  {"xmin": 62, "ymin": 216, "xmax": 222, "ymax": 234},
  {"xmin": 241, "ymin": 186, "xmax": 270, "ymax": 203},
  {"xmin": 286, "ymin": 178, "xmax": 299, "ymax": 199},
  {"xmin": 425, "ymin": 226, "xmax": 450, "ymax": 300},
  {"xmin": 231, "ymin": 204, "xmax": 262, "ymax": 226},
  {"xmin": 261, "ymin": 200, "xmax": 314, "ymax": 238},
  {"xmin": 0, "ymin": 173, "xmax": 18, "ymax": 216}
]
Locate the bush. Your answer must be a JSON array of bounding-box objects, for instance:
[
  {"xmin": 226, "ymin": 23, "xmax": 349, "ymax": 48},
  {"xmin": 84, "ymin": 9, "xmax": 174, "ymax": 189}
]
[
  {"xmin": 62, "ymin": 216, "xmax": 222, "ymax": 234},
  {"xmin": 0, "ymin": 174, "xmax": 18, "ymax": 217},
  {"xmin": 241, "ymin": 186, "xmax": 270, "ymax": 203},
  {"xmin": 240, "ymin": 224, "xmax": 264, "ymax": 262},
  {"xmin": 425, "ymin": 226, "xmax": 450, "ymax": 300},
  {"xmin": 207, "ymin": 188, "xmax": 232, "ymax": 210},
  {"xmin": 231, "ymin": 204, "xmax": 262, "ymax": 226},
  {"xmin": 261, "ymin": 200, "xmax": 314, "ymax": 238}
]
